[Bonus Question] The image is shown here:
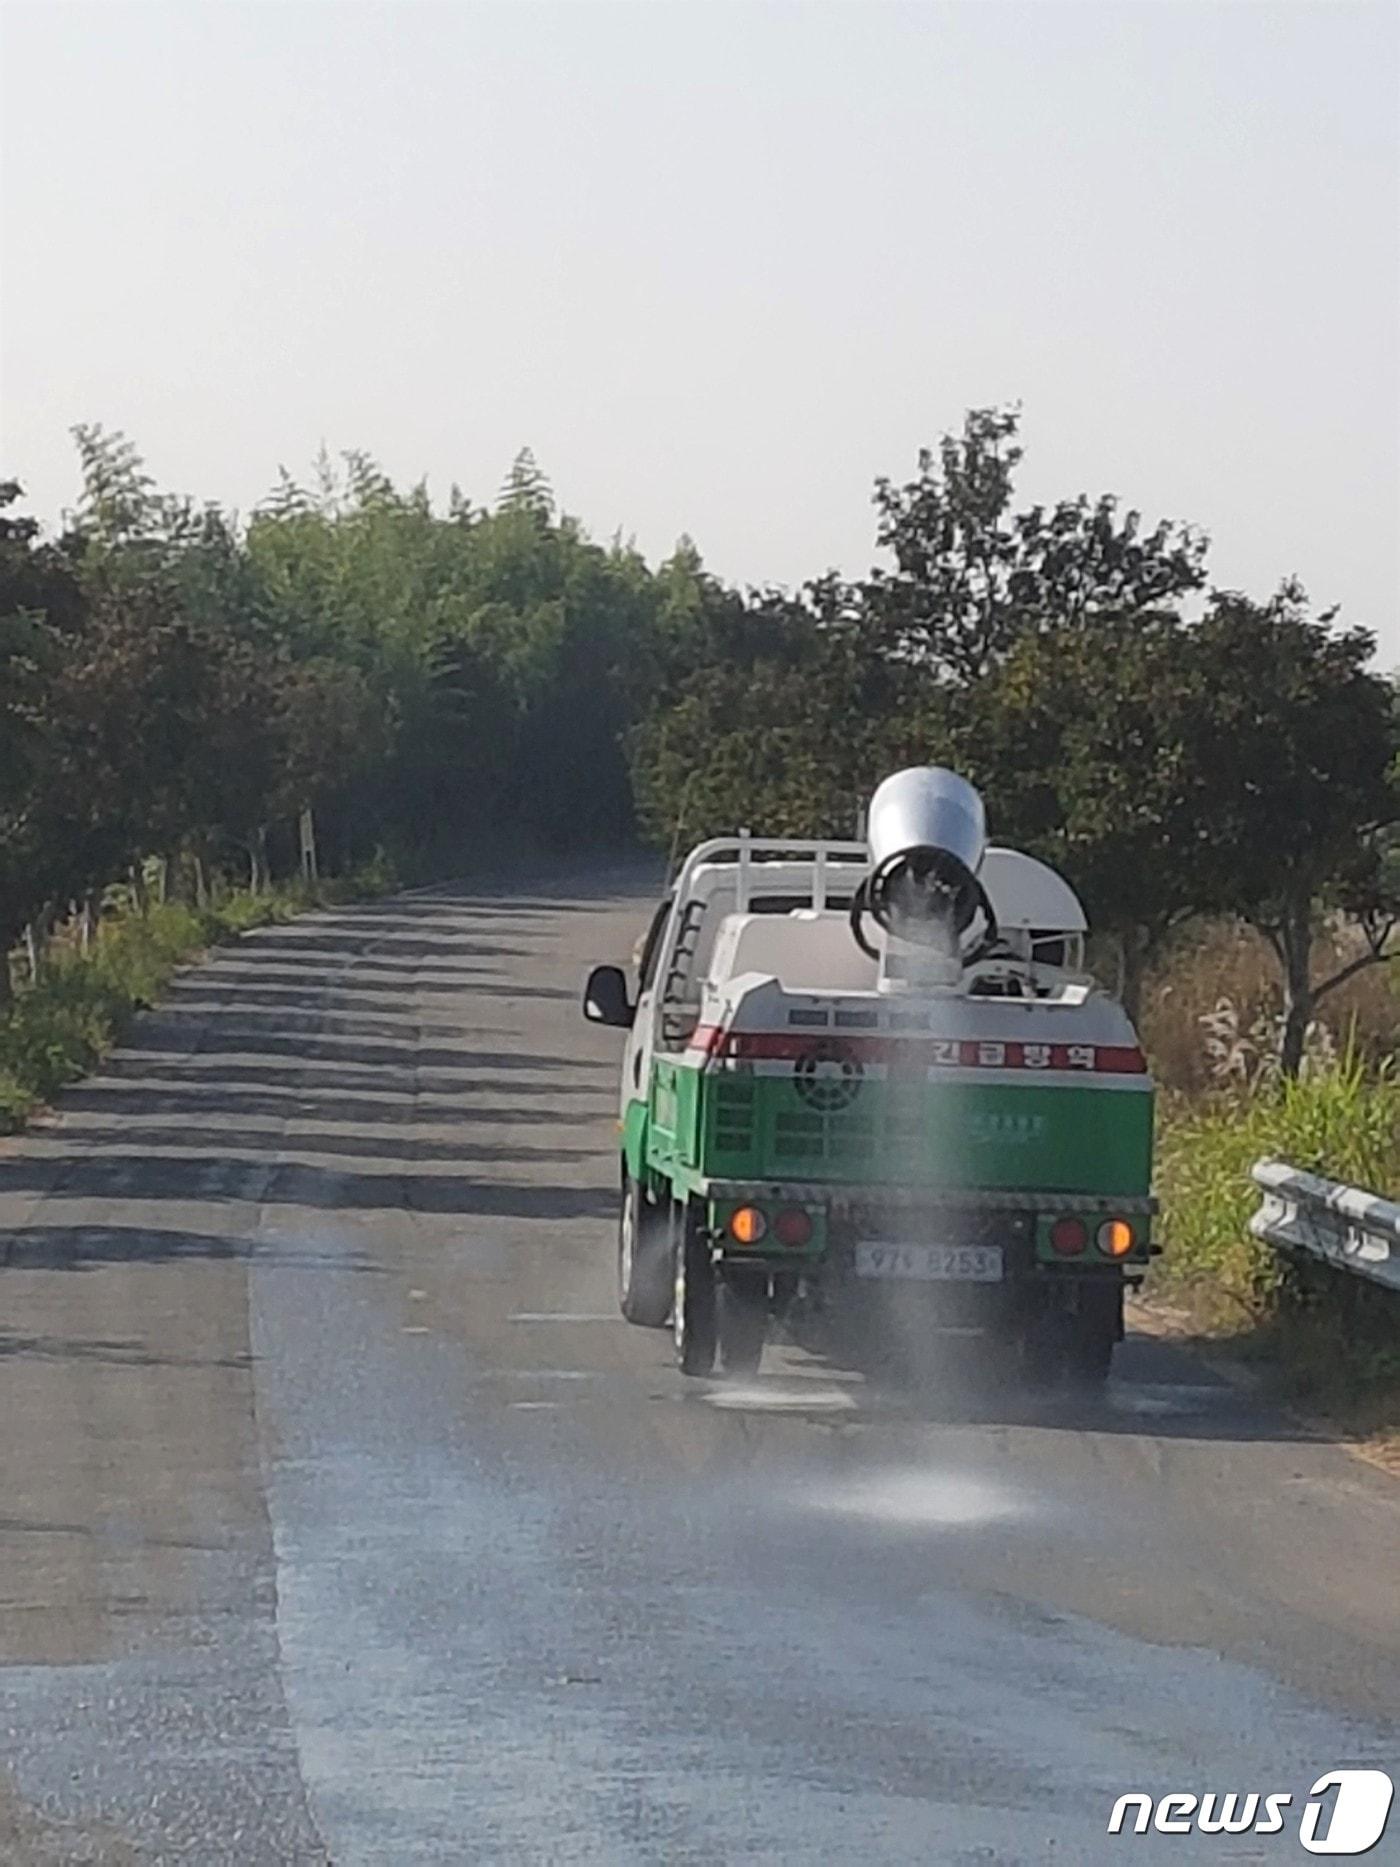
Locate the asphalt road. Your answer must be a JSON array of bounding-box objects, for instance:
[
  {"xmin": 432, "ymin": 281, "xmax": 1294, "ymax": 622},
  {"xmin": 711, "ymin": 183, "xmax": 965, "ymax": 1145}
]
[{"xmin": 1, "ymin": 876, "xmax": 1398, "ymax": 1865}]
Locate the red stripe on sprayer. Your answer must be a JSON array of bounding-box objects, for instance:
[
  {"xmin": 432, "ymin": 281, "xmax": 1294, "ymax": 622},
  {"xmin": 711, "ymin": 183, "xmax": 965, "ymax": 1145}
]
[{"xmin": 690, "ymin": 1027, "xmax": 1147, "ymax": 1074}]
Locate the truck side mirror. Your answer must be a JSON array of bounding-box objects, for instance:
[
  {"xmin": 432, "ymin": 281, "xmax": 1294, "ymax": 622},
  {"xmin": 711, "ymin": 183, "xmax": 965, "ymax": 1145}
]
[{"xmin": 582, "ymin": 964, "xmax": 634, "ymax": 1028}]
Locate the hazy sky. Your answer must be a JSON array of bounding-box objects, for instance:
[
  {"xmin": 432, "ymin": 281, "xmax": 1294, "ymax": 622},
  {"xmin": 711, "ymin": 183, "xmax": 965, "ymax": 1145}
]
[{"xmin": 3, "ymin": 1, "xmax": 1397, "ymax": 647}]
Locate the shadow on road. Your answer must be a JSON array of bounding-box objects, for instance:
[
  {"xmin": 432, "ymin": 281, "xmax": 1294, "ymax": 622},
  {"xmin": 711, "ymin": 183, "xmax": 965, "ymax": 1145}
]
[
  {"xmin": 0, "ymin": 1223, "xmax": 387, "ymax": 1272},
  {"xmin": 44, "ymin": 1085, "xmax": 576, "ymax": 1126},
  {"xmin": 255, "ymin": 935, "xmax": 517, "ymax": 962},
  {"xmin": 29, "ymin": 1125, "xmax": 600, "ymax": 1165},
  {"xmin": 0, "ymin": 1155, "xmax": 615, "ymax": 1221},
  {"xmin": 124, "ymin": 1030, "xmax": 596, "ymax": 1073},
  {"xmin": 0, "ymin": 1327, "xmax": 253, "ymax": 1371},
  {"xmin": 159, "ymin": 967, "xmax": 574, "ymax": 999},
  {"xmin": 0, "ymin": 884, "xmax": 626, "ymax": 1285}
]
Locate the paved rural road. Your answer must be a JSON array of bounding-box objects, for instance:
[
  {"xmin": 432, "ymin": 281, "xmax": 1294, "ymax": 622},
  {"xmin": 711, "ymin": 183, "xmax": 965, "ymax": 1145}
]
[{"xmin": 1, "ymin": 877, "xmax": 1398, "ymax": 1865}]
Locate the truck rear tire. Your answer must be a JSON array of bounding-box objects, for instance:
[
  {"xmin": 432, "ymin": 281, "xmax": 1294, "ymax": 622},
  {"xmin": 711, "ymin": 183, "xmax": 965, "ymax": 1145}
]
[
  {"xmin": 1064, "ymin": 1283, "xmax": 1120, "ymax": 1387},
  {"xmin": 717, "ymin": 1277, "xmax": 767, "ymax": 1378},
  {"xmin": 672, "ymin": 1204, "xmax": 717, "ymax": 1377},
  {"xmin": 618, "ymin": 1175, "xmax": 671, "ymax": 1327},
  {"xmin": 1021, "ymin": 1285, "xmax": 1120, "ymax": 1387}
]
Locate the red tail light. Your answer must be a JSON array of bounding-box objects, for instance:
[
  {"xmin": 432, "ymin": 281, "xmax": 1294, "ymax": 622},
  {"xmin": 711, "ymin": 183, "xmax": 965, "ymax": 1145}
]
[
  {"xmin": 774, "ymin": 1207, "xmax": 813, "ymax": 1248},
  {"xmin": 1049, "ymin": 1217, "xmax": 1088, "ymax": 1257}
]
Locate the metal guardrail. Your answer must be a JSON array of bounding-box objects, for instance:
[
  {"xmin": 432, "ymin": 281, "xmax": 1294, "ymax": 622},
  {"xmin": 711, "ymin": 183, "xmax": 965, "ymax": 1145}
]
[{"xmin": 1250, "ymin": 1159, "xmax": 1400, "ymax": 1295}]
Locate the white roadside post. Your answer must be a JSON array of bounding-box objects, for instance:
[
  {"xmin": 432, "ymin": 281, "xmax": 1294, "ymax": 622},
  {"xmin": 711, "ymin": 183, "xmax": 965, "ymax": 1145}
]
[{"xmin": 298, "ymin": 807, "xmax": 319, "ymax": 886}]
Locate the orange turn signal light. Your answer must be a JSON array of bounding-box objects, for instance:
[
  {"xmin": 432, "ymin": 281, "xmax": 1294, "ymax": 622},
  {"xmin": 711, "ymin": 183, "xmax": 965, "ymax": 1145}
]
[
  {"xmin": 1097, "ymin": 1218, "xmax": 1135, "ymax": 1258},
  {"xmin": 729, "ymin": 1205, "xmax": 768, "ymax": 1245}
]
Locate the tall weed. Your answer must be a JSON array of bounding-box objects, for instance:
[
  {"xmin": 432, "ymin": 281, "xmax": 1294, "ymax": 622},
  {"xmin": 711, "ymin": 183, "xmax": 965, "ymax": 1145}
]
[{"xmin": 1141, "ymin": 918, "xmax": 1400, "ymax": 1096}]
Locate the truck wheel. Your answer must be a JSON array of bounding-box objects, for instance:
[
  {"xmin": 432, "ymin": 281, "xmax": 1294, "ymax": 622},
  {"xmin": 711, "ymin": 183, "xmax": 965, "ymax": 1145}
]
[
  {"xmin": 618, "ymin": 1175, "xmax": 671, "ymax": 1327},
  {"xmin": 1019, "ymin": 1309, "xmax": 1069, "ymax": 1387},
  {"xmin": 1064, "ymin": 1284, "xmax": 1121, "ymax": 1387},
  {"xmin": 1021, "ymin": 1287, "xmax": 1119, "ymax": 1387},
  {"xmin": 717, "ymin": 1277, "xmax": 767, "ymax": 1379},
  {"xmin": 672, "ymin": 1205, "xmax": 716, "ymax": 1377}
]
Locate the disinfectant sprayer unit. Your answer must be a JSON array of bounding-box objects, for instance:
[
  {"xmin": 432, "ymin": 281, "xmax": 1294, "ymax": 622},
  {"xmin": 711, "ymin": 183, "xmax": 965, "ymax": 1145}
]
[{"xmin": 583, "ymin": 768, "xmax": 1156, "ymax": 1381}]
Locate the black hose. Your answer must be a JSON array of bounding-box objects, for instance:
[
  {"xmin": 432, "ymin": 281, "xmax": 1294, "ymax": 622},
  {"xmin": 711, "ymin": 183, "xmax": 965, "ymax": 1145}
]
[
  {"xmin": 849, "ymin": 878, "xmax": 881, "ymax": 959},
  {"xmin": 964, "ymin": 879, "xmax": 1000, "ymax": 964}
]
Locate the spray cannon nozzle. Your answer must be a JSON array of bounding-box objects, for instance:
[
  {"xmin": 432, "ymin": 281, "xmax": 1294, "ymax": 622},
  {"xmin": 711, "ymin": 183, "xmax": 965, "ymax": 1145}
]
[
  {"xmin": 851, "ymin": 767, "xmax": 998, "ymax": 974},
  {"xmin": 869, "ymin": 846, "xmax": 983, "ymax": 951}
]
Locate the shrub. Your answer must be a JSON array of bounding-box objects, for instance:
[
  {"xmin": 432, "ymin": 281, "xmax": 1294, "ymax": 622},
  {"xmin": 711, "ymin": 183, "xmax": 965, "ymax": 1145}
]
[
  {"xmin": 321, "ymin": 848, "xmax": 399, "ymax": 903},
  {"xmin": 211, "ymin": 890, "xmax": 292, "ymax": 935}
]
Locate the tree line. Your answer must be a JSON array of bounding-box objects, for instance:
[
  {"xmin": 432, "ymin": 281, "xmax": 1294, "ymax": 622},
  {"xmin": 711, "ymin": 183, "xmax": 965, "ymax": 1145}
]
[
  {"xmin": 0, "ymin": 431, "xmax": 658, "ymax": 1000},
  {"xmin": 3, "ymin": 409, "xmax": 1396, "ymax": 1071}
]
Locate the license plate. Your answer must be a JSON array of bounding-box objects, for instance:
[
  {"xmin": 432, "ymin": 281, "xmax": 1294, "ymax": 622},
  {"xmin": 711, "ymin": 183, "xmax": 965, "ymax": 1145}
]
[{"xmin": 854, "ymin": 1242, "xmax": 1004, "ymax": 1283}]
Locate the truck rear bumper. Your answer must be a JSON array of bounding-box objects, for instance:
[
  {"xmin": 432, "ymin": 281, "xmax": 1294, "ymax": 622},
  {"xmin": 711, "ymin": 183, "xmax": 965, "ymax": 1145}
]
[
  {"xmin": 694, "ymin": 1178, "xmax": 1155, "ymax": 1215},
  {"xmin": 696, "ymin": 1180, "xmax": 1155, "ymax": 1275}
]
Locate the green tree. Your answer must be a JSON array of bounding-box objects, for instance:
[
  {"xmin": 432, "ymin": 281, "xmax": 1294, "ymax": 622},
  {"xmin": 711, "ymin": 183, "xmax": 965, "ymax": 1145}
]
[
  {"xmin": 32, "ymin": 591, "xmax": 226, "ymax": 901},
  {"xmin": 68, "ymin": 424, "xmax": 165, "ymax": 545},
  {"xmin": 498, "ymin": 447, "xmax": 554, "ymax": 521},
  {"xmin": 0, "ymin": 610, "xmax": 55, "ymax": 1002},
  {"xmin": 0, "ymin": 482, "xmax": 86, "ymax": 997},
  {"xmin": 1187, "ymin": 584, "xmax": 1399, "ymax": 1076},
  {"xmin": 863, "ymin": 406, "xmax": 1208, "ymax": 680},
  {"xmin": 950, "ymin": 612, "xmax": 1222, "ymax": 1016},
  {"xmin": 951, "ymin": 587, "xmax": 1399, "ymax": 1061},
  {"xmin": 630, "ymin": 588, "xmax": 936, "ymax": 848}
]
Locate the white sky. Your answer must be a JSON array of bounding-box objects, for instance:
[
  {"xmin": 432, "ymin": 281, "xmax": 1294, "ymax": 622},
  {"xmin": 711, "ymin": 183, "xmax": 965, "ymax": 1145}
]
[{"xmin": 2, "ymin": 0, "xmax": 1397, "ymax": 647}]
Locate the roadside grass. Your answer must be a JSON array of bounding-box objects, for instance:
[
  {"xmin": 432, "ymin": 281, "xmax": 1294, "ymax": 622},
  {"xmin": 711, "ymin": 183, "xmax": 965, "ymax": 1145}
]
[
  {"xmin": 0, "ymin": 855, "xmax": 397, "ymax": 1133},
  {"xmin": 1153, "ymin": 1051, "xmax": 1400, "ymax": 1446}
]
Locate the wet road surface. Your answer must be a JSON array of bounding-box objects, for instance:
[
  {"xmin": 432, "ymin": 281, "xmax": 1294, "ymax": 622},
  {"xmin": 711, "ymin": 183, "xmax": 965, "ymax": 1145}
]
[{"xmin": 1, "ymin": 877, "xmax": 1397, "ymax": 1863}]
